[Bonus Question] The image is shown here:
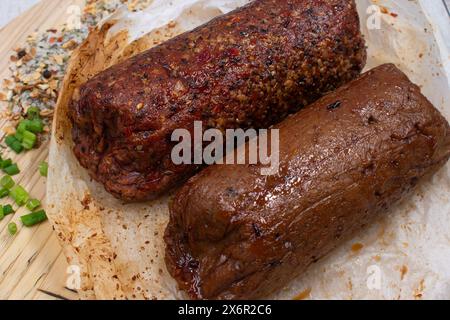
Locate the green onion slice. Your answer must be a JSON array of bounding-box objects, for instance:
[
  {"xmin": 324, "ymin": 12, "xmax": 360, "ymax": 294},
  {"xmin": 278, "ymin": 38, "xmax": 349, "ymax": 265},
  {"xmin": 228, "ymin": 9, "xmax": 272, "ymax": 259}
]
[
  {"xmin": 10, "ymin": 185, "xmax": 29, "ymax": 206},
  {"xmin": 0, "ymin": 175, "xmax": 15, "ymax": 189},
  {"xmin": 27, "ymin": 118, "xmax": 44, "ymax": 133},
  {"xmin": 3, "ymin": 204, "xmax": 15, "ymax": 216},
  {"xmin": 21, "ymin": 130, "xmax": 37, "ymax": 150},
  {"xmin": 5, "ymin": 135, "xmax": 23, "ymax": 153},
  {"xmin": 21, "ymin": 210, "xmax": 47, "ymax": 227},
  {"xmin": 0, "ymin": 158, "xmax": 12, "ymax": 169},
  {"xmin": 17, "ymin": 120, "xmax": 31, "ymax": 134},
  {"xmin": 3, "ymin": 164, "xmax": 20, "ymax": 176},
  {"xmin": 8, "ymin": 222, "xmax": 17, "ymax": 235},
  {"xmin": 27, "ymin": 106, "xmax": 41, "ymax": 119},
  {"xmin": 26, "ymin": 198, "xmax": 41, "ymax": 211},
  {"xmin": 0, "ymin": 188, "xmax": 10, "ymax": 199},
  {"xmin": 39, "ymin": 161, "xmax": 48, "ymax": 177}
]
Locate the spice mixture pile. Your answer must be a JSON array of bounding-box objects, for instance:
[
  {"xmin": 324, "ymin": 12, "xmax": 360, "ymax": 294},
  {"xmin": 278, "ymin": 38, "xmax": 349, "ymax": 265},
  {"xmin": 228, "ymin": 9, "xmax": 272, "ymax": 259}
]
[{"xmin": 0, "ymin": 0, "xmax": 152, "ymax": 139}]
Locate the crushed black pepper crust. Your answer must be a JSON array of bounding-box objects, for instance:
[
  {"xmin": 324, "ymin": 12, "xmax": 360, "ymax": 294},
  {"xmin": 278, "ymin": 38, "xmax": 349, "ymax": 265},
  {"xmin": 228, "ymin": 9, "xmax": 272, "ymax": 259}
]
[{"xmin": 71, "ymin": 0, "xmax": 367, "ymax": 201}]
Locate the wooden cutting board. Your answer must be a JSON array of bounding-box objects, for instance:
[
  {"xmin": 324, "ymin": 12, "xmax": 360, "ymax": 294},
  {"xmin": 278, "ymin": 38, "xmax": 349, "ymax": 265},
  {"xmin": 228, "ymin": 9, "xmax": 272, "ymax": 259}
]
[{"xmin": 0, "ymin": 0, "xmax": 82, "ymax": 300}]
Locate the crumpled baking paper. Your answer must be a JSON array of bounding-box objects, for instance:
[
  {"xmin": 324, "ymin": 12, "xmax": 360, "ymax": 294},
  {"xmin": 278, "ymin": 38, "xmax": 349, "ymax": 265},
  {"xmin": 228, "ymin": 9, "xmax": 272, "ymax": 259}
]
[{"xmin": 47, "ymin": 0, "xmax": 450, "ymax": 300}]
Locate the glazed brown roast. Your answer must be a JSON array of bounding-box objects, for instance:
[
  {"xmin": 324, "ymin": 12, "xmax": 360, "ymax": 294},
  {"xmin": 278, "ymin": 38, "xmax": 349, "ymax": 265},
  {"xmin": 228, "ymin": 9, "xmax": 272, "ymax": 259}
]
[
  {"xmin": 70, "ymin": 0, "xmax": 366, "ymax": 201},
  {"xmin": 164, "ymin": 64, "xmax": 450, "ymax": 300}
]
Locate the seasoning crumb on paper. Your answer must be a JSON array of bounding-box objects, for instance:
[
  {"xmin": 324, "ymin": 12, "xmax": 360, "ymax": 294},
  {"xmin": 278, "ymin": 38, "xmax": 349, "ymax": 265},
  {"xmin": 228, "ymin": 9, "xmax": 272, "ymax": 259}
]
[
  {"xmin": 351, "ymin": 243, "xmax": 364, "ymax": 253},
  {"xmin": 379, "ymin": 5, "xmax": 398, "ymax": 18},
  {"xmin": 293, "ymin": 288, "xmax": 312, "ymax": 300},
  {"xmin": 400, "ymin": 265, "xmax": 408, "ymax": 280}
]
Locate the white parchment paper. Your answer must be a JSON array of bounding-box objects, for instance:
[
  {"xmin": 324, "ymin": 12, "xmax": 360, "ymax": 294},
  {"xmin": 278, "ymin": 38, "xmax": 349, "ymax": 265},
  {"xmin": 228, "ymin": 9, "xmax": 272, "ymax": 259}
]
[{"xmin": 48, "ymin": 0, "xmax": 450, "ymax": 300}]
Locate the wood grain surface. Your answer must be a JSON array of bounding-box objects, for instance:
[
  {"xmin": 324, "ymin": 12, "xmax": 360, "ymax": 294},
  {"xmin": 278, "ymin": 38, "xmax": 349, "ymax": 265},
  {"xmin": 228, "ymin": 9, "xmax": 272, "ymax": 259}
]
[
  {"xmin": 0, "ymin": 0, "xmax": 81, "ymax": 300},
  {"xmin": 0, "ymin": 1, "xmax": 40, "ymax": 29}
]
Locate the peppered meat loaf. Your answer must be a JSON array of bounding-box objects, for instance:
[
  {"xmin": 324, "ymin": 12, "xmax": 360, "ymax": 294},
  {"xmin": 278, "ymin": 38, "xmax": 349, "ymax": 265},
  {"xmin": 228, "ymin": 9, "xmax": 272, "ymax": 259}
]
[
  {"xmin": 71, "ymin": 0, "xmax": 366, "ymax": 201},
  {"xmin": 164, "ymin": 64, "xmax": 450, "ymax": 300}
]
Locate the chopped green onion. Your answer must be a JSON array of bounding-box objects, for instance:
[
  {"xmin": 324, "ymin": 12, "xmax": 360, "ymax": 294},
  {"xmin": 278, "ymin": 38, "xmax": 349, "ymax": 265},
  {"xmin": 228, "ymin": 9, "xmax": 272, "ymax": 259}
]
[
  {"xmin": 0, "ymin": 158, "xmax": 12, "ymax": 169},
  {"xmin": 21, "ymin": 130, "xmax": 37, "ymax": 150},
  {"xmin": 39, "ymin": 161, "xmax": 48, "ymax": 177},
  {"xmin": 3, "ymin": 204, "xmax": 14, "ymax": 216},
  {"xmin": 3, "ymin": 164, "xmax": 20, "ymax": 176},
  {"xmin": 21, "ymin": 210, "xmax": 47, "ymax": 227},
  {"xmin": 11, "ymin": 141, "xmax": 23, "ymax": 153},
  {"xmin": 5, "ymin": 135, "xmax": 23, "ymax": 153},
  {"xmin": 14, "ymin": 131, "xmax": 23, "ymax": 142},
  {"xmin": 8, "ymin": 222, "xmax": 17, "ymax": 235},
  {"xmin": 27, "ymin": 106, "xmax": 41, "ymax": 119},
  {"xmin": 26, "ymin": 198, "xmax": 41, "ymax": 211},
  {"xmin": 17, "ymin": 120, "xmax": 31, "ymax": 134},
  {"xmin": 0, "ymin": 188, "xmax": 9, "ymax": 198},
  {"xmin": 10, "ymin": 185, "xmax": 29, "ymax": 206},
  {"xmin": 17, "ymin": 117, "xmax": 44, "ymax": 134},
  {"xmin": 27, "ymin": 118, "xmax": 44, "ymax": 133},
  {"xmin": 0, "ymin": 208, "xmax": 4, "ymax": 220},
  {"xmin": 4, "ymin": 135, "xmax": 15, "ymax": 145},
  {"xmin": 0, "ymin": 175, "xmax": 15, "ymax": 189}
]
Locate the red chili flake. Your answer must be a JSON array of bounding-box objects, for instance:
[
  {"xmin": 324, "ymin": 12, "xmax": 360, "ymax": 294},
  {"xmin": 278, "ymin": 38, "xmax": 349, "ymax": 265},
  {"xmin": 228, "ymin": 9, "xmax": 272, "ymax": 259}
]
[
  {"xmin": 231, "ymin": 16, "xmax": 241, "ymax": 23},
  {"xmin": 57, "ymin": 37, "xmax": 63, "ymax": 42},
  {"xmin": 212, "ymin": 105, "xmax": 223, "ymax": 114},
  {"xmin": 390, "ymin": 12, "xmax": 398, "ymax": 18},
  {"xmin": 227, "ymin": 47, "xmax": 240, "ymax": 57},
  {"xmin": 123, "ymin": 127, "xmax": 132, "ymax": 137},
  {"xmin": 197, "ymin": 50, "xmax": 211, "ymax": 63},
  {"xmin": 49, "ymin": 37, "xmax": 56, "ymax": 44}
]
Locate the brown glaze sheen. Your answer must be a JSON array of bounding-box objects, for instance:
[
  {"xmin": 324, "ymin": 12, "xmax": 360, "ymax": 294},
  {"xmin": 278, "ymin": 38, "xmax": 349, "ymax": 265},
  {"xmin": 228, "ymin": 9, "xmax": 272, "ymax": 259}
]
[
  {"xmin": 70, "ymin": 0, "xmax": 366, "ymax": 201},
  {"xmin": 164, "ymin": 64, "xmax": 450, "ymax": 300}
]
